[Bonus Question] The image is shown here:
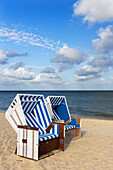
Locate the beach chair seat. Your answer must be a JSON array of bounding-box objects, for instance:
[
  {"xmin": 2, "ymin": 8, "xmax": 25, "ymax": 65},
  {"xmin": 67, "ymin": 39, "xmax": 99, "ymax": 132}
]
[
  {"xmin": 65, "ymin": 125, "xmax": 76, "ymax": 131},
  {"xmin": 46, "ymin": 96, "xmax": 81, "ymax": 137},
  {"xmin": 39, "ymin": 133, "xmax": 59, "ymax": 142},
  {"xmin": 5, "ymin": 94, "xmax": 65, "ymax": 160}
]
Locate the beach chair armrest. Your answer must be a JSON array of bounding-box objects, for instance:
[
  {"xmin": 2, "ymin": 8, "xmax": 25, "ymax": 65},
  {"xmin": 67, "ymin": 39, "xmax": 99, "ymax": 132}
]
[
  {"xmin": 45, "ymin": 122, "xmax": 53, "ymax": 133},
  {"xmin": 18, "ymin": 125, "xmax": 39, "ymax": 131},
  {"xmin": 52, "ymin": 119, "xmax": 64, "ymax": 123},
  {"xmin": 71, "ymin": 116, "xmax": 81, "ymax": 125}
]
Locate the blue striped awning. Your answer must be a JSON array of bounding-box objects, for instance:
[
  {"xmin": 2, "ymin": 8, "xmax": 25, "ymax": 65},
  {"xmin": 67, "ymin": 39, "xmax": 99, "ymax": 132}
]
[
  {"xmin": 24, "ymin": 111, "xmax": 46, "ymax": 135},
  {"xmin": 32, "ymin": 97, "xmax": 51, "ymax": 129},
  {"xmin": 49, "ymin": 97, "xmax": 64, "ymax": 108},
  {"xmin": 19, "ymin": 95, "xmax": 42, "ymax": 102}
]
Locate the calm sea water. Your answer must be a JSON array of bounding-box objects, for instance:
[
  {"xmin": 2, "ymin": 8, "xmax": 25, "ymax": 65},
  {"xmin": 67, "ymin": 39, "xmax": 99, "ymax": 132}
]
[{"xmin": 0, "ymin": 91, "xmax": 113, "ymax": 120}]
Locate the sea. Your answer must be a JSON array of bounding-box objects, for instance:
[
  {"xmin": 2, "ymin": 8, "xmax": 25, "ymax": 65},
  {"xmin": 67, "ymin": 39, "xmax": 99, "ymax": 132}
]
[{"xmin": 0, "ymin": 91, "xmax": 113, "ymax": 120}]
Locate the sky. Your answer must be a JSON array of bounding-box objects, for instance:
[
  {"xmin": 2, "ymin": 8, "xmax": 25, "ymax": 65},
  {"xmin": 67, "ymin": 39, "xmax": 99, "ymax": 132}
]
[{"xmin": 1, "ymin": 0, "xmax": 113, "ymax": 90}]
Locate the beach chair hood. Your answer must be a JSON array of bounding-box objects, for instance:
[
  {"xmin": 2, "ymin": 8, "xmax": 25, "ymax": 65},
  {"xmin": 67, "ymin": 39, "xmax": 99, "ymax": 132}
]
[
  {"xmin": 5, "ymin": 94, "xmax": 52, "ymax": 134},
  {"xmin": 46, "ymin": 96, "xmax": 71, "ymax": 124}
]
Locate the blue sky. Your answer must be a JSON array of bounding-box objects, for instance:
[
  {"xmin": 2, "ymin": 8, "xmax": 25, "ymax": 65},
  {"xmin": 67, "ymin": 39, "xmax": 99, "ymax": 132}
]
[{"xmin": 1, "ymin": 0, "xmax": 113, "ymax": 90}]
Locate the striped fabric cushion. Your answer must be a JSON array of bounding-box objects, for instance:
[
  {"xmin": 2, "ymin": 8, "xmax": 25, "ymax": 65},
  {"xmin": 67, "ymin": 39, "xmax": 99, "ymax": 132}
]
[
  {"xmin": 24, "ymin": 112, "xmax": 46, "ymax": 135},
  {"xmin": 39, "ymin": 133, "xmax": 59, "ymax": 142},
  {"xmin": 65, "ymin": 125, "xmax": 76, "ymax": 131},
  {"xmin": 49, "ymin": 124, "xmax": 59, "ymax": 135}
]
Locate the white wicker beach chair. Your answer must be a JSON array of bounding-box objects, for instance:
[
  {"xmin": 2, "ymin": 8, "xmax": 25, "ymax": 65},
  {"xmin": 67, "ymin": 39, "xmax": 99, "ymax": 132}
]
[
  {"xmin": 46, "ymin": 96, "xmax": 81, "ymax": 138},
  {"xmin": 5, "ymin": 94, "xmax": 65, "ymax": 160}
]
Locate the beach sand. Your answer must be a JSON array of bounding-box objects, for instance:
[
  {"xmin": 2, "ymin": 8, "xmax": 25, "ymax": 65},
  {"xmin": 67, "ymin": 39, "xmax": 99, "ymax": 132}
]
[{"xmin": 0, "ymin": 112, "xmax": 113, "ymax": 170}]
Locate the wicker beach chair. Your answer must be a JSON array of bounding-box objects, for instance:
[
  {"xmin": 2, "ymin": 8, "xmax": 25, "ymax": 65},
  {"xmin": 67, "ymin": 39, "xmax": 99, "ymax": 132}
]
[
  {"xmin": 5, "ymin": 94, "xmax": 65, "ymax": 160},
  {"xmin": 46, "ymin": 96, "xmax": 81, "ymax": 138}
]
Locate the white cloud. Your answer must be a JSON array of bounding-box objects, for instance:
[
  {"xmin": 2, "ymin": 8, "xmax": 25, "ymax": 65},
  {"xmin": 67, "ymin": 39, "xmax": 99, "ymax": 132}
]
[
  {"xmin": 92, "ymin": 25, "xmax": 113, "ymax": 53},
  {"xmin": 0, "ymin": 50, "xmax": 7, "ymax": 64},
  {"xmin": 73, "ymin": 0, "xmax": 113, "ymax": 23},
  {"xmin": 41, "ymin": 66, "xmax": 55, "ymax": 73},
  {"xmin": 0, "ymin": 25, "xmax": 61, "ymax": 50},
  {"xmin": 75, "ymin": 65, "xmax": 101, "ymax": 81},
  {"xmin": 88, "ymin": 54, "xmax": 113, "ymax": 68},
  {"xmin": 0, "ymin": 68, "xmax": 36, "ymax": 80},
  {"xmin": 32, "ymin": 72, "xmax": 63, "ymax": 85},
  {"xmin": 10, "ymin": 61, "xmax": 25, "ymax": 70},
  {"xmin": 51, "ymin": 46, "xmax": 85, "ymax": 71},
  {"xmin": 0, "ymin": 49, "xmax": 27, "ymax": 65},
  {"xmin": 0, "ymin": 66, "xmax": 65, "ymax": 89}
]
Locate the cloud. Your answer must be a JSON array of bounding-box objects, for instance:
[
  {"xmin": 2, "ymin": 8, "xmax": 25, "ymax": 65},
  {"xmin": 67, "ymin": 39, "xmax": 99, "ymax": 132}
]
[
  {"xmin": 0, "ymin": 49, "xmax": 27, "ymax": 65},
  {"xmin": 0, "ymin": 25, "xmax": 61, "ymax": 50},
  {"xmin": 0, "ymin": 67, "xmax": 36, "ymax": 80},
  {"xmin": 73, "ymin": 0, "xmax": 113, "ymax": 23},
  {"xmin": 6, "ymin": 49, "xmax": 28, "ymax": 58},
  {"xmin": 75, "ymin": 65, "xmax": 101, "ymax": 81},
  {"xmin": 74, "ymin": 25, "xmax": 113, "ymax": 82},
  {"xmin": 0, "ymin": 66, "xmax": 65, "ymax": 89},
  {"xmin": 32, "ymin": 72, "xmax": 63, "ymax": 85},
  {"xmin": 41, "ymin": 66, "xmax": 55, "ymax": 73},
  {"xmin": 0, "ymin": 50, "xmax": 7, "ymax": 64},
  {"xmin": 88, "ymin": 54, "xmax": 113, "ymax": 68},
  {"xmin": 51, "ymin": 46, "xmax": 85, "ymax": 71},
  {"xmin": 10, "ymin": 61, "xmax": 25, "ymax": 70},
  {"xmin": 92, "ymin": 25, "xmax": 113, "ymax": 53}
]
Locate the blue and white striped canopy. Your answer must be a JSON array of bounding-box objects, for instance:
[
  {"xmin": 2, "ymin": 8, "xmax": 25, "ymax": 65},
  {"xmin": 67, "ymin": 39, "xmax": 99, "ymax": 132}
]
[
  {"xmin": 48, "ymin": 96, "xmax": 71, "ymax": 123},
  {"xmin": 19, "ymin": 94, "xmax": 52, "ymax": 134}
]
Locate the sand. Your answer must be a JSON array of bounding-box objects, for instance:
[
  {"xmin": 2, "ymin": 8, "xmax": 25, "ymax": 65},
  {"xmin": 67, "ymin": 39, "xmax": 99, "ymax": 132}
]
[{"xmin": 0, "ymin": 112, "xmax": 113, "ymax": 170}]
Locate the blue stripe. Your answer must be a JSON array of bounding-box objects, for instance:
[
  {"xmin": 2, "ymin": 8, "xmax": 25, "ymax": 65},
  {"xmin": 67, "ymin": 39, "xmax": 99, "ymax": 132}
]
[
  {"xmin": 22, "ymin": 102, "xmax": 28, "ymax": 111},
  {"xmin": 29, "ymin": 113, "xmax": 45, "ymax": 133},
  {"xmin": 28, "ymin": 96, "xmax": 32, "ymax": 101},
  {"xmin": 25, "ymin": 113, "xmax": 45, "ymax": 134},
  {"xmin": 25, "ymin": 113, "xmax": 36, "ymax": 127},
  {"xmin": 26, "ymin": 118, "xmax": 31, "ymax": 127},
  {"xmin": 39, "ymin": 133, "xmax": 58, "ymax": 142},
  {"xmin": 24, "ymin": 95, "xmax": 28, "ymax": 100},
  {"xmin": 25, "ymin": 115, "xmax": 41, "ymax": 135},
  {"xmin": 52, "ymin": 125, "xmax": 54, "ymax": 133},
  {"xmin": 24, "ymin": 102, "xmax": 31, "ymax": 112},
  {"xmin": 20, "ymin": 95, "xmax": 24, "ymax": 101},
  {"xmin": 36, "ymin": 96, "xmax": 40, "ymax": 101},
  {"xmin": 42, "ymin": 98, "xmax": 51, "ymax": 124},
  {"xmin": 28, "ymin": 102, "xmax": 36, "ymax": 112},
  {"xmin": 38, "ymin": 102, "xmax": 47, "ymax": 128},
  {"xmin": 57, "ymin": 124, "xmax": 59, "ymax": 135},
  {"xmin": 33, "ymin": 105, "xmax": 43, "ymax": 127},
  {"xmin": 53, "ymin": 109, "xmax": 60, "ymax": 119},
  {"xmin": 65, "ymin": 125, "xmax": 76, "ymax": 130}
]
